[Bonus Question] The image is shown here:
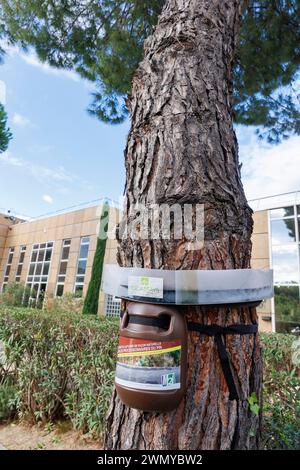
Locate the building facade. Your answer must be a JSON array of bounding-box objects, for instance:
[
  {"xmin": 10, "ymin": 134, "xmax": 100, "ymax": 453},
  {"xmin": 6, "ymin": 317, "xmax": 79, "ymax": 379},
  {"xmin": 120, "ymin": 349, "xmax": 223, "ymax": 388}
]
[
  {"xmin": 0, "ymin": 205, "xmax": 120, "ymax": 315},
  {"xmin": 1, "ymin": 194, "xmax": 299, "ymax": 333}
]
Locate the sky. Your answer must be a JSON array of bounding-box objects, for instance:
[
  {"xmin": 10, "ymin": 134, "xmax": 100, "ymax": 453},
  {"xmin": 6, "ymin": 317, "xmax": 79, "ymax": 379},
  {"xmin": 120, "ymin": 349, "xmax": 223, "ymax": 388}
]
[{"xmin": 0, "ymin": 46, "xmax": 300, "ymax": 218}]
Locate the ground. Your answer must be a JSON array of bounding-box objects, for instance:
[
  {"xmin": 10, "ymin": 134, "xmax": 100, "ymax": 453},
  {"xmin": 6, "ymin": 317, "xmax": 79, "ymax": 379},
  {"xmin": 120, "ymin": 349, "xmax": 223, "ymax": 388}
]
[{"xmin": 0, "ymin": 421, "xmax": 100, "ymax": 450}]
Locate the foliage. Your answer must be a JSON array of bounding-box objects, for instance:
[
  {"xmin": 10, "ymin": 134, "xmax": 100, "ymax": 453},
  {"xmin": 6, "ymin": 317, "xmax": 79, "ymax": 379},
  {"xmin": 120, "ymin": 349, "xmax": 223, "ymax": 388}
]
[
  {"xmin": 248, "ymin": 391, "xmax": 259, "ymax": 417},
  {"xmin": 0, "ymin": 384, "xmax": 17, "ymax": 421},
  {"xmin": 261, "ymin": 333, "xmax": 300, "ymax": 450},
  {"xmin": 0, "ymin": 102, "xmax": 12, "ymax": 153},
  {"xmin": 0, "ymin": 306, "xmax": 119, "ymax": 436},
  {"xmin": 0, "ymin": 282, "xmax": 31, "ymax": 307},
  {"xmin": 0, "ymin": 1, "xmax": 299, "ymax": 140},
  {"xmin": 273, "ymin": 285, "xmax": 300, "ymax": 333},
  {"xmin": 83, "ymin": 204, "xmax": 109, "ymax": 315},
  {"xmin": 48, "ymin": 293, "xmax": 84, "ymax": 315},
  {"xmin": 0, "ymin": 305, "xmax": 298, "ymax": 446}
]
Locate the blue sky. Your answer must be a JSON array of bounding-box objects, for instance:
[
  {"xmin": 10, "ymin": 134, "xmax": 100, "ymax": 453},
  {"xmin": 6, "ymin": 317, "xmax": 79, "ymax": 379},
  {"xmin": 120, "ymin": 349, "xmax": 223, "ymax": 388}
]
[{"xmin": 1, "ymin": 47, "xmax": 300, "ymax": 218}]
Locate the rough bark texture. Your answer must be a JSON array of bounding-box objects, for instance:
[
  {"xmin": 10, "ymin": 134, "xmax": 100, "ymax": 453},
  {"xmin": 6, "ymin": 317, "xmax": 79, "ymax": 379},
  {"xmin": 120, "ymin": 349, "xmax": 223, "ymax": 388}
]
[{"xmin": 104, "ymin": 0, "xmax": 262, "ymax": 450}]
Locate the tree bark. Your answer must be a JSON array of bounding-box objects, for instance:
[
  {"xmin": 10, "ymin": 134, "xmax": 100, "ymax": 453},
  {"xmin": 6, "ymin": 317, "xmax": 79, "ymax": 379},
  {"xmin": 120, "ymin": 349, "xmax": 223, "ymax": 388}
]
[{"xmin": 104, "ymin": 0, "xmax": 262, "ymax": 450}]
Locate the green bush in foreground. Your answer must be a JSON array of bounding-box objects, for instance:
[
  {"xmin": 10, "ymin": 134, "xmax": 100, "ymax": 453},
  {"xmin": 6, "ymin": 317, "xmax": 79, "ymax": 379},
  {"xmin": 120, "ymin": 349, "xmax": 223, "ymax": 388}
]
[
  {"xmin": 261, "ymin": 333, "xmax": 300, "ymax": 450},
  {"xmin": 0, "ymin": 306, "xmax": 118, "ymax": 436},
  {"xmin": 0, "ymin": 306, "xmax": 299, "ymax": 448}
]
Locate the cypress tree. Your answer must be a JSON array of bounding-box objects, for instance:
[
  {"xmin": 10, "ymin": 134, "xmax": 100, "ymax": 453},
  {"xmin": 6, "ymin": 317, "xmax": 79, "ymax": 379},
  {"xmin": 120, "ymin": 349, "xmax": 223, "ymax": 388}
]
[{"xmin": 82, "ymin": 203, "xmax": 109, "ymax": 315}]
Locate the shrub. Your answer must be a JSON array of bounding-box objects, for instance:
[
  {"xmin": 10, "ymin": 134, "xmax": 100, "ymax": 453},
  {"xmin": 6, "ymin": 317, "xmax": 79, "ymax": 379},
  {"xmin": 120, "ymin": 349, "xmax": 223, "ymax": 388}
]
[
  {"xmin": 261, "ymin": 333, "xmax": 300, "ymax": 450},
  {"xmin": 0, "ymin": 305, "xmax": 299, "ymax": 447},
  {"xmin": 0, "ymin": 282, "xmax": 31, "ymax": 307},
  {"xmin": 0, "ymin": 306, "xmax": 118, "ymax": 435},
  {"xmin": 47, "ymin": 293, "xmax": 84, "ymax": 315},
  {"xmin": 0, "ymin": 384, "xmax": 17, "ymax": 421}
]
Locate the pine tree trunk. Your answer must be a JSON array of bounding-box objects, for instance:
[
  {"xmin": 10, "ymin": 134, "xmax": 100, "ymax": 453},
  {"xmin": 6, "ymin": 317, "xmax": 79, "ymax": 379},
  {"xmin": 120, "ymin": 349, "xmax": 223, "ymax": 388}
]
[{"xmin": 104, "ymin": 0, "xmax": 262, "ymax": 450}]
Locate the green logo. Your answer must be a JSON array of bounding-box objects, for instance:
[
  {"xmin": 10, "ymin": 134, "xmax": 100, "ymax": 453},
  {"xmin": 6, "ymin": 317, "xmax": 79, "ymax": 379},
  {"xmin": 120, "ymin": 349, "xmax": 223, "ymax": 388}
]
[
  {"xmin": 140, "ymin": 277, "xmax": 149, "ymax": 286},
  {"xmin": 167, "ymin": 373, "xmax": 176, "ymax": 385}
]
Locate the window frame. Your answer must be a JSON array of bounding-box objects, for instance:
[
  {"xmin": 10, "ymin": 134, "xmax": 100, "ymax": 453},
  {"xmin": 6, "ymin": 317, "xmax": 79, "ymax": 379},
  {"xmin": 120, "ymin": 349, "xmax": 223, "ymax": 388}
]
[
  {"xmin": 74, "ymin": 236, "xmax": 90, "ymax": 297},
  {"xmin": 15, "ymin": 245, "xmax": 26, "ymax": 283},
  {"xmin": 25, "ymin": 241, "xmax": 54, "ymax": 307},
  {"xmin": 55, "ymin": 239, "xmax": 71, "ymax": 298}
]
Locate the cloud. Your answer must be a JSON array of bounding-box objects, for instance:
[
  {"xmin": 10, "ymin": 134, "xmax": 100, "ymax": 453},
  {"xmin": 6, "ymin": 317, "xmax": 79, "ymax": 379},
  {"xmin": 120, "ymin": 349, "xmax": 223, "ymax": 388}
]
[
  {"xmin": 0, "ymin": 151, "xmax": 78, "ymax": 185},
  {"xmin": 42, "ymin": 194, "xmax": 53, "ymax": 204},
  {"xmin": 20, "ymin": 51, "xmax": 81, "ymax": 82},
  {"xmin": 0, "ymin": 152, "xmax": 23, "ymax": 167},
  {"xmin": 12, "ymin": 113, "xmax": 33, "ymax": 127},
  {"xmin": 238, "ymin": 128, "xmax": 300, "ymax": 202}
]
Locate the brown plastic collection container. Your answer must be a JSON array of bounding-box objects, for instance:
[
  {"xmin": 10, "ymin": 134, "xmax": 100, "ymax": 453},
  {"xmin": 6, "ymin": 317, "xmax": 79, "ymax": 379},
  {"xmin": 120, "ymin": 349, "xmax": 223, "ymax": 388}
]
[{"xmin": 115, "ymin": 301, "xmax": 187, "ymax": 412}]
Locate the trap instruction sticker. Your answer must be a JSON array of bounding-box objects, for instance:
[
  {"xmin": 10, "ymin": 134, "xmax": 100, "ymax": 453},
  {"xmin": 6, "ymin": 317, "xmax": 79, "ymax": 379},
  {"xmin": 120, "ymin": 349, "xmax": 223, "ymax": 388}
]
[
  {"xmin": 115, "ymin": 337, "xmax": 181, "ymax": 391},
  {"xmin": 128, "ymin": 276, "xmax": 164, "ymax": 299}
]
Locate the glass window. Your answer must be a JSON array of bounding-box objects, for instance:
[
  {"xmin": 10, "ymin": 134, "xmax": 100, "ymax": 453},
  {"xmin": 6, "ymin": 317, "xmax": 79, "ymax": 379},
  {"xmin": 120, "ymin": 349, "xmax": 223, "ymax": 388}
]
[
  {"xmin": 55, "ymin": 240, "xmax": 71, "ymax": 297},
  {"xmin": 271, "ymin": 219, "xmax": 296, "ymax": 245},
  {"xmin": 79, "ymin": 244, "xmax": 89, "ymax": 260},
  {"xmin": 74, "ymin": 237, "xmax": 90, "ymax": 295},
  {"xmin": 56, "ymin": 284, "xmax": 64, "ymax": 297},
  {"xmin": 5, "ymin": 265, "xmax": 11, "ymax": 276},
  {"xmin": 77, "ymin": 260, "xmax": 87, "ymax": 275},
  {"xmin": 274, "ymin": 285, "xmax": 300, "ymax": 333},
  {"xmin": 272, "ymin": 245, "xmax": 298, "ymax": 285},
  {"xmin": 29, "ymin": 264, "xmax": 35, "ymax": 276},
  {"xmin": 25, "ymin": 242, "xmax": 53, "ymax": 308},
  {"xmin": 35, "ymin": 263, "xmax": 42, "ymax": 275},
  {"xmin": 16, "ymin": 264, "xmax": 22, "ymax": 276},
  {"xmin": 75, "ymin": 285, "xmax": 83, "ymax": 297},
  {"xmin": 270, "ymin": 206, "xmax": 294, "ymax": 219},
  {"xmin": 42, "ymin": 263, "xmax": 50, "ymax": 276},
  {"xmin": 61, "ymin": 246, "xmax": 70, "ymax": 260},
  {"xmin": 59, "ymin": 261, "xmax": 68, "ymax": 275},
  {"xmin": 1, "ymin": 248, "xmax": 14, "ymax": 291}
]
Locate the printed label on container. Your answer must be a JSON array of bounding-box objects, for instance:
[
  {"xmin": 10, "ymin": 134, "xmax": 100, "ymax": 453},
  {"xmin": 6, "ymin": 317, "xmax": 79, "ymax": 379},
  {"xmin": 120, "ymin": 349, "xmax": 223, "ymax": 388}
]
[
  {"xmin": 128, "ymin": 276, "xmax": 164, "ymax": 299},
  {"xmin": 115, "ymin": 337, "xmax": 181, "ymax": 391}
]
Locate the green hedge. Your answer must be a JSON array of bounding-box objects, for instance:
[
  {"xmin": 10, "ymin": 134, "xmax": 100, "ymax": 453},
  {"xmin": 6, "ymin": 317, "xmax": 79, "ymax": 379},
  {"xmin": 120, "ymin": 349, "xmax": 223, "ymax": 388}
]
[
  {"xmin": 0, "ymin": 306, "xmax": 299, "ymax": 448},
  {"xmin": 0, "ymin": 306, "xmax": 119, "ymax": 436},
  {"xmin": 261, "ymin": 333, "xmax": 300, "ymax": 450}
]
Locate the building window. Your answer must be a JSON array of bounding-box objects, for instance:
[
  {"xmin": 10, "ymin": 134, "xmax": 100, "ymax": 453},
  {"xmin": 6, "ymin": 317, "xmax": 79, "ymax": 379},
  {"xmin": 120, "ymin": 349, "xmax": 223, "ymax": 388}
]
[
  {"xmin": 26, "ymin": 242, "xmax": 53, "ymax": 308},
  {"xmin": 104, "ymin": 294, "xmax": 121, "ymax": 317},
  {"xmin": 270, "ymin": 205, "xmax": 300, "ymax": 333},
  {"xmin": 55, "ymin": 239, "xmax": 71, "ymax": 297},
  {"xmin": 2, "ymin": 247, "xmax": 14, "ymax": 292},
  {"xmin": 74, "ymin": 237, "xmax": 90, "ymax": 297},
  {"xmin": 15, "ymin": 246, "xmax": 26, "ymax": 283}
]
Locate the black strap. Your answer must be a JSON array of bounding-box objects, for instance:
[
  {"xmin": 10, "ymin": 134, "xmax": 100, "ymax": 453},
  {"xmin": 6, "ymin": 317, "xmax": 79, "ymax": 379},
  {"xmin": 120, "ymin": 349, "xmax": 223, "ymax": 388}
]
[
  {"xmin": 188, "ymin": 323, "xmax": 258, "ymax": 401},
  {"xmin": 127, "ymin": 315, "xmax": 170, "ymax": 330}
]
